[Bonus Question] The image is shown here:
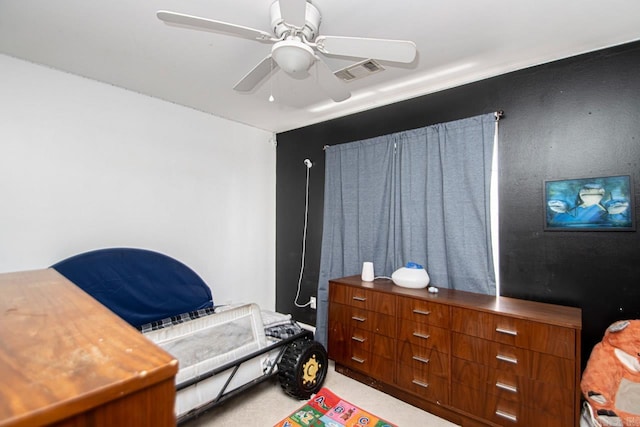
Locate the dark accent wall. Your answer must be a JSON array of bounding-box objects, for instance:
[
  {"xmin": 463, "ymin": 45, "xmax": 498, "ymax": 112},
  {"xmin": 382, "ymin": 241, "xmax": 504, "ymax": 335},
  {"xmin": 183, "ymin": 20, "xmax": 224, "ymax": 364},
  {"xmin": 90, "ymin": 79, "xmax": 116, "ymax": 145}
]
[{"xmin": 276, "ymin": 41, "xmax": 640, "ymax": 368}]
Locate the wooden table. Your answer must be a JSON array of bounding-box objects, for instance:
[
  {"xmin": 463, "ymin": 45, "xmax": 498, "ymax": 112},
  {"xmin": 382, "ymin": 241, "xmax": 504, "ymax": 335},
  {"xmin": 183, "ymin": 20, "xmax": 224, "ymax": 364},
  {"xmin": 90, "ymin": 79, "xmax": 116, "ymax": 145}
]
[{"xmin": 0, "ymin": 269, "xmax": 178, "ymax": 427}]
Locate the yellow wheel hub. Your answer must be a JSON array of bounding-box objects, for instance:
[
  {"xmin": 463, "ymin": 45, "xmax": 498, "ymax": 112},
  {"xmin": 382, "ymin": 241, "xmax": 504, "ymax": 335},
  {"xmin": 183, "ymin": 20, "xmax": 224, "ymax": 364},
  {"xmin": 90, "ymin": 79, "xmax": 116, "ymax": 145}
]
[{"xmin": 302, "ymin": 354, "xmax": 321, "ymax": 385}]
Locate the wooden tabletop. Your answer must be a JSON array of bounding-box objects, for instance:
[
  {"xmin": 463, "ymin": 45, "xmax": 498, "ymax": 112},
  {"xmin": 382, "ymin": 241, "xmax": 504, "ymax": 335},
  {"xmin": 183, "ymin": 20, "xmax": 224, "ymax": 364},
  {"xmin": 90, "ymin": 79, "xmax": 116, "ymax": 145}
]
[{"xmin": 0, "ymin": 269, "xmax": 178, "ymax": 427}]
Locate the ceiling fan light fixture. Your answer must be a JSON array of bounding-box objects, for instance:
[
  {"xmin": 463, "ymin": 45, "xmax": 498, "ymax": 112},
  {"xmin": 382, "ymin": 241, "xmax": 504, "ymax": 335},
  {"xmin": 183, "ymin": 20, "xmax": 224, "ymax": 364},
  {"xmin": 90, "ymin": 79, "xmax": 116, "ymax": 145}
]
[
  {"xmin": 157, "ymin": 3, "xmax": 416, "ymax": 102},
  {"xmin": 272, "ymin": 40, "xmax": 315, "ymax": 75}
]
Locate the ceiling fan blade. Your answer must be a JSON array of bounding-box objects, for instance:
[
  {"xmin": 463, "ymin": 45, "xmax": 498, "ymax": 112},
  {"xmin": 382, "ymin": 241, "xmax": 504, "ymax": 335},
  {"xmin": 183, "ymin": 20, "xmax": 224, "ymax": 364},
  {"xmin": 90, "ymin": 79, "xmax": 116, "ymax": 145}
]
[
  {"xmin": 315, "ymin": 36, "xmax": 417, "ymax": 63},
  {"xmin": 278, "ymin": 0, "xmax": 307, "ymax": 28},
  {"xmin": 157, "ymin": 10, "xmax": 274, "ymax": 42},
  {"xmin": 234, "ymin": 55, "xmax": 278, "ymax": 92},
  {"xmin": 314, "ymin": 57, "xmax": 351, "ymax": 102}
]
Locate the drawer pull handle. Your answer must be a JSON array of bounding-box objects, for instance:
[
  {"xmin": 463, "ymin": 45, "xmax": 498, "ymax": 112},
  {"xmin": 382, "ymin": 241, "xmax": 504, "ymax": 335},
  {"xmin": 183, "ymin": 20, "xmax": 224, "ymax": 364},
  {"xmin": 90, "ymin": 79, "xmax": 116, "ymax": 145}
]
[
  {"xmin": 412, "ymin": 332, "xmax": 431, "ymax": 340},
  {"xmin": 352, "ymin": 296, "xmax": 367, "ymax": 302},
  {"xmin": 412, "ymin": 309, "xmax": 431, "ymax": 316},
  {"xmin": 351, "ymin": 336, "xmax": 366, "ymax": 343},
  {"xmin": 496, "ymin": 382, "xmax": 518, "ymax": 393},
  {"xmin": 495, "ymin": 410, "xmax": 517, "ymax": 422},
  {"xmin": 412, "ymin": 379, "xmax": 429, "ymax": 388},
  {"xmin": 412, "ymin": 356, "xmax": 430, "ymax": 364},
  {"xmin": 496, "ymin": 354, "xmax": 518, "ymax": 364},
  {"xmin": 351, "ymin": 356, "xmax": 365, "ymax": 364},
  {"xmin": 496, "ymin": 327, "xmax": 518, "ymax": 336},
  {"xmin": 351, "ymin": 316, "xmax": 367, "ymax": 322}
]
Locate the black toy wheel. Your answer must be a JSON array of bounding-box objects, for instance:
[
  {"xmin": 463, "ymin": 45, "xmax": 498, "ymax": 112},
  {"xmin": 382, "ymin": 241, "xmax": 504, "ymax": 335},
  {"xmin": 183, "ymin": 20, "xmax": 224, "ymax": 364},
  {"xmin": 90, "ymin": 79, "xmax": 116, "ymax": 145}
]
[{"xmin": 277, "ymin": 338, "xmax": 328, "ymax": 399}]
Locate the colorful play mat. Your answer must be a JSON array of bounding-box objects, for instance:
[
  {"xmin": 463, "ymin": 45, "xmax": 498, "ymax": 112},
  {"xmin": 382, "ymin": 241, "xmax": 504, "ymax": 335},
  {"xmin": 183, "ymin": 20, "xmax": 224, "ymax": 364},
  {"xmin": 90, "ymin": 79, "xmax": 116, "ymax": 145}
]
[{"xmin": 274, "ymin": 388, "xmax": 397, "ymax": 427}]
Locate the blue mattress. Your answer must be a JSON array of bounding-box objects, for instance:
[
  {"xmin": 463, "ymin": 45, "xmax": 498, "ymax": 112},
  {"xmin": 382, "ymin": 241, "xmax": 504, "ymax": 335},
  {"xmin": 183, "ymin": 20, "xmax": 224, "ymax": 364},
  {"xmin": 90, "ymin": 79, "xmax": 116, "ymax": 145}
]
[{"xmin": 52, "ymin": 247, "xmax": 213, "ymax": 327}]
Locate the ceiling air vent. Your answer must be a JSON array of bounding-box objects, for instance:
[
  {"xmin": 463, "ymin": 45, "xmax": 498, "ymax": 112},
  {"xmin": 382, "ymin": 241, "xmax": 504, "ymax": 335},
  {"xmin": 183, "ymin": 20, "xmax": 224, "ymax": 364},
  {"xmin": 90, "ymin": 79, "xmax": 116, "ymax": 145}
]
[{"xmin": 334, "ymin": 59, "xmax": 385, "ymax": 82}]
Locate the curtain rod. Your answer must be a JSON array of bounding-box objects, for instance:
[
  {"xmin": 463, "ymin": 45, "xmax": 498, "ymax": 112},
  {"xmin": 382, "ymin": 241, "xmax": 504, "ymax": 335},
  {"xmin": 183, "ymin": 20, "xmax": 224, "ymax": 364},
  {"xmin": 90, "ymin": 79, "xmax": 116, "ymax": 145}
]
[{"xmin": 323, "ymin": 110, "xmax": 505, "ymax": 151}]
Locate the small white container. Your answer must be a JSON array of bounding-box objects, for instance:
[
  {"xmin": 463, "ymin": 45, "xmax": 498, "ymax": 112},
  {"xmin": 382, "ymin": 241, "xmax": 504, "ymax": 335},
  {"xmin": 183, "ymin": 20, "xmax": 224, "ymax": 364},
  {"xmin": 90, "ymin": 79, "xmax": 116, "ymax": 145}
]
[{"xmin": 361, "ymin": 262, "xmax": 375, "ymax": 282}]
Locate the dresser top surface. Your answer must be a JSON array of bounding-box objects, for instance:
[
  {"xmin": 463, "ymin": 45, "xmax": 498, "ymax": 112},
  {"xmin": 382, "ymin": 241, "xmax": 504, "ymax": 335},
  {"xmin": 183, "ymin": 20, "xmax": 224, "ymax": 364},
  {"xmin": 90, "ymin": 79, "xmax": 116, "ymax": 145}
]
[
  {"xmin": 330, "ymin": 275, "xmax": 582, "ymax": 330},
  {"xmin": 0, "ymin": 268, "xmax": 178, "ymax": 427}
]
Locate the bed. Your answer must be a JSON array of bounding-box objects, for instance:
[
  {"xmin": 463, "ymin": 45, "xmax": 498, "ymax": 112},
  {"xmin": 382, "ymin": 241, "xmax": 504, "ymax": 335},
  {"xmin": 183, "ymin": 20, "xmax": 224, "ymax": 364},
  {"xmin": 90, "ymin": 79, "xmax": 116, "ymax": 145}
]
[{"xmin": 51, "ymin": 247, "xmax": 327, "ymax": 424}]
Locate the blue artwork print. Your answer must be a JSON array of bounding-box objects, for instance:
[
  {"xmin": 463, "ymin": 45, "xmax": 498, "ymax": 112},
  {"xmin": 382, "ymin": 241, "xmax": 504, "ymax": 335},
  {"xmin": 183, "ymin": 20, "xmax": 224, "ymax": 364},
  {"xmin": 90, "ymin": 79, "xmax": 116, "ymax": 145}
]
[{"xmin": 545, "ymin": 175, "xmax": 634, "ymax": 230}]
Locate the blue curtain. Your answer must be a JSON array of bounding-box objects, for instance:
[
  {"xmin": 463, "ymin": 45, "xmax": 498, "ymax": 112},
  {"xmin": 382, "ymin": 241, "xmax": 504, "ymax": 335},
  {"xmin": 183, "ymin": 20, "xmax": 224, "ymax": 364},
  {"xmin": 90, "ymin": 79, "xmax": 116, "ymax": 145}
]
[{"xmin": 315, "ymin": 113, "xmax": 497, "ymax": 346}]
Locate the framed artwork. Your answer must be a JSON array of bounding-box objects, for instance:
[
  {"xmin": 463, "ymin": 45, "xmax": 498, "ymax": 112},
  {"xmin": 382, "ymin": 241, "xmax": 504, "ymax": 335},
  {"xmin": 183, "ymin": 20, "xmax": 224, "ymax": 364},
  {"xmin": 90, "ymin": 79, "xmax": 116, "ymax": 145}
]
[{"xmin": 544, "ymin": 175, "xmax": 635, "ymax": 231}]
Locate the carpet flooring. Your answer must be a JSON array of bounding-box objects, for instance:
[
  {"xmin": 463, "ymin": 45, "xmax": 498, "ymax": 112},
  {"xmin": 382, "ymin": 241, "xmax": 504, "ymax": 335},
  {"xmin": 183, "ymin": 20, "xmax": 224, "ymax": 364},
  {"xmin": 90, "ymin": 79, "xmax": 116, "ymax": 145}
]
[{"xmin": 182, "ymin": 360, "xmax": 459, "ymax": 427}]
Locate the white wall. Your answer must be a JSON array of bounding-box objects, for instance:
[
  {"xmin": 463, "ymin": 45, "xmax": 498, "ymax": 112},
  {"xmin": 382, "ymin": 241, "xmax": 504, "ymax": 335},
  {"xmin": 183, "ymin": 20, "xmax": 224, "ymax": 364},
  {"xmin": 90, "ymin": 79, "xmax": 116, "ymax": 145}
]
[{"xmin": 0, "ymin": 55, "xmax": 276, "ymax": 310}]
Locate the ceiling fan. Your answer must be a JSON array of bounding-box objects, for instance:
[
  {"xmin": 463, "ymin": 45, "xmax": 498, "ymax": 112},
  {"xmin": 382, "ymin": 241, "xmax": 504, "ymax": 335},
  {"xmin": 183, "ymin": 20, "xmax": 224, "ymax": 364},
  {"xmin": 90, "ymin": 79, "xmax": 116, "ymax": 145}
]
[{"xmin": 157, "ymin": 0, "xmax": 417, "ymax": 102}]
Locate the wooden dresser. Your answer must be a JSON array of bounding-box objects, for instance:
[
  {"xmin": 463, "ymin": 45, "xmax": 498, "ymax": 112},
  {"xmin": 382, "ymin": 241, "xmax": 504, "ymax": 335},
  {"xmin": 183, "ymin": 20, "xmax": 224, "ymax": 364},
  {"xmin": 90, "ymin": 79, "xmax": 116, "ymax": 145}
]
[
  {"xmin": 328, "ymin": 276, "xmax": 582, "ymax": 427},
  {"xmin": 0, "ymin": 269, "xmax": 178, "ymax": 427}
]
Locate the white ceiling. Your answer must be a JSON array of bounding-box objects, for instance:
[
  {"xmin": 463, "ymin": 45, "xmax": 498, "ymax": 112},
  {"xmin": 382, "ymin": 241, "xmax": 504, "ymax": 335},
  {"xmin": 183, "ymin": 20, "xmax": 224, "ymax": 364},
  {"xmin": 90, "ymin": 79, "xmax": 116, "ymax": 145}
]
[{"xmin": 1, "ymin": 1, "xmax": 640, "ymax": 133}]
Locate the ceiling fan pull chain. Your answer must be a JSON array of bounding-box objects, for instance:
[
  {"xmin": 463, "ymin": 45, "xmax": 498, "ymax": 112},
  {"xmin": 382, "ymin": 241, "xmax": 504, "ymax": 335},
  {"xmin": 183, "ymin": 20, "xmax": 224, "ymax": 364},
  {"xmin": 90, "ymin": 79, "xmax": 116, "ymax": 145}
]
[{"xmin": 269, "ymin": 58, "xmax": 275, "ymax": 103}]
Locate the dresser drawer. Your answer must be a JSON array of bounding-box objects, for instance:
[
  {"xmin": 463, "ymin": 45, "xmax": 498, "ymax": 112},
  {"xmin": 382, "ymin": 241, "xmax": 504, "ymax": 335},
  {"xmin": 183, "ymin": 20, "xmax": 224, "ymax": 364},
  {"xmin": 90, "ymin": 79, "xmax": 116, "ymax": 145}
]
[
  {"xmin": 451, "ymin": 357, "xmax": 574, "ymax": 417},
  {"xmin": 347, "ymin": 348, "xmax": 394, "ymax": 383},
  {"xmin": 397, "ymin": 296, "xmax": 450, "ymax": 328},
  {"xmin": 350, "ymin": 328, "xmax": 395, "ymax": 359},
  {"xmin": 452, "ymin": 356, "xmax": 525, "ymax": 405},
  {"xmin": 397, "ymin": 321, "xmax": 449, "ymax": 353},
  {"xmin": 349, "ymin": 307, "xmax": 396, "ymax": 336},
  {"xmin": 330, "ymin": 284, "xmax": 395, "ymax": 315},
  {"xmin": 452, "ymin": 332, "xmax": 529, "ymax": 377},
  {"xmin": 452, "ymin": 382, "xmax": 572, "ymax": 427},
  {"xmin": 452, "ymin": 333, "xmax": 575, "ymax": 388},
  {"xmin": 451, "ymin": 307, "xmax": 576, "ymax": 359},
  {"xmin": 453, "ymin": 382, "xmax": 523, "ymax": 425},
  {"xmin": 330, "ymin": 303, "xmax": 396, "ymax": 336},
  {"xmin": 398, "ymin": 344, "xmax": 449, "ymax": 379},
  {"xmin": 528, "ymin": 349, "xmax": 576, "ymax": 387},
  {"xmin": 397, "ymin": 366, "xmax": 449, "ymax": 404},
  {"xmin": 329, "ymin": 283, "xmax": 350, "ymax": 304}
]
